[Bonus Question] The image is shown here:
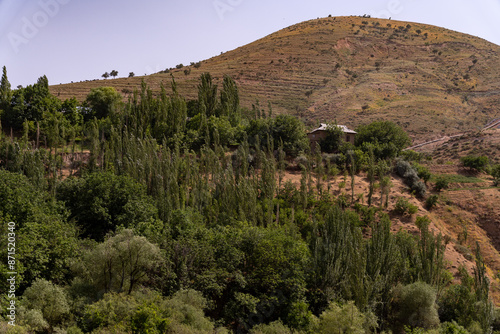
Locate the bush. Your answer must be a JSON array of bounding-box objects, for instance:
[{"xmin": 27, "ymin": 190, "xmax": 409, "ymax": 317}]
[
  {"xmin": 412, "ymin": 180, "xmax": 427, "ymax": 198},
  {"xmin": 318, "ymin": 301, "xmax": 370, "ymax": 334},
  {"xmin": 394, "ymin": 197, "xmax": 418, "ymax": 215},
  {"xmin": 414, "ymin": 163, "xmax": 431, "ymax": 183},
  {"xmin": 491, "ymin": 164, "xmax": 500, "ymax": 186},
  {"xmin": 434, "ymin": 177, "xmax": 449, "ymax": 192},
  {"xmin": 425, "ymin": 195, "xmax": 439, "ymax": 210},
  {"xmin": 395, "ymin": 159, "xmax": 427, "ymax": 197},
  {"xmin": 460, "ymin": 155, "xmax": 489, "ymax": 172}
]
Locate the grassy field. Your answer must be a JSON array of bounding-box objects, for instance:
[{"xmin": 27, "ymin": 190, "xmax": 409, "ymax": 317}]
[{"xmin": 430, "ymin": 173, "xmax": 484, "ymax": 184}]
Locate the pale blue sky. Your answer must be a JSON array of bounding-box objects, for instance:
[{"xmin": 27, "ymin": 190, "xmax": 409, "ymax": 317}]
[{"xmin": 1, "ymin": 0, "xmax": 499, "ymax": 88}]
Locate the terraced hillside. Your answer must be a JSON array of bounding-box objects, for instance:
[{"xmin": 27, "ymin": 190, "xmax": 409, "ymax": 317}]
[{"xmin": 51, "ymin": 16, "xmax": 500, "ymax": 142}]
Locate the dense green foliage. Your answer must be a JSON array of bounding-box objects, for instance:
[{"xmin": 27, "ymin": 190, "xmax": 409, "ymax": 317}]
[
  {"xmin": 492, "ymin": 164, "xmax": 500, "ymax": 186},
  {"xmin": 460, "ymin": 155, "xmax": 489, "ymax": 172},
  {"xmin": 56, "ymin": 172, "xmax": 157, "ymax": 240},
  {"xmin": 0, "ymin": 68, "xmax": 497, "ymax": 333},
  {"xmin": 355, "ymin": 121, "xmax": 411, "ymax": 159},
  {"xmin": 318, "ymin": 123, "xmax": 344, "ymax": 153}
]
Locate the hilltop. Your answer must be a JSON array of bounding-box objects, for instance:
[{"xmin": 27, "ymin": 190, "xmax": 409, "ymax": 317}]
[{"xmin": 51, "ymin": 16, "xmax": 500, "ymax": 142}]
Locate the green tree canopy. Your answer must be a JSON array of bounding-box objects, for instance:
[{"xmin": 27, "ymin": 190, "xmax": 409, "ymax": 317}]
[
  {"xmin": 0, "ymin": 65, "xmax": 12, "ymax": 116},
  {"xmin": 56, "ymin": 171, "xmax": 158, "ymax": 240},
  {"xmin": 460, "ymin": 155, "xmax": 489, "ymax": 172},
  {"xmin": 319, "ymin": 123, "xmax": 345, "ymax": 153},
  {"xmin": 246, "ymin": 115, "xmax": 309, "ymax": 157},
  {"xmin": 355, "ymin": 121, "xmax": 411, "ymax": 159},
  {"xmin": 75, "ymin": 229, "xmax": 162, "ymax": 295},
  {"xmin": 22, "ymin": 279, "xmax": 70, "ymax": 327},
  {"xmin": 84, "ymin": 86, "xmax": 122, "ymax": 120},
  {"xmin": 197, "ymin": 72, "xmax": 218, "ymax": 117}
]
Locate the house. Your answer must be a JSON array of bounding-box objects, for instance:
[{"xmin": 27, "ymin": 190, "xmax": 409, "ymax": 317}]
[{"xmin": 307, "ymin": 123, "xmax": 357, "ymax": 149}]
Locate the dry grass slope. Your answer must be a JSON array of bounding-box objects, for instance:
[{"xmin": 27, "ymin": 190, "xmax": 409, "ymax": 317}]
[{"xmin": 50, "ymin": 16, "xmax": 500, "ymax": 142}]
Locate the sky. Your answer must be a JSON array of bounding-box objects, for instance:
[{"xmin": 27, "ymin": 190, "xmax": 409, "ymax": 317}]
[{"xmin": 1, "ymin": 0, "xmax": 500, "ymax": 88}]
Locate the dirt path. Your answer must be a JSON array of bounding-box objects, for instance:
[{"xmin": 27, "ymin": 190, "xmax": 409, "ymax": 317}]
[{"xmin": 405, "ymin": 117, "xmax": 500, "ymax": 151}]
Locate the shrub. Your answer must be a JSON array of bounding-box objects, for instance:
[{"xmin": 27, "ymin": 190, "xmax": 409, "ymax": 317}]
[
  {"xmin": 412, "ymin": 180, "xmax": 427, "ymax": 198},
  {"xmin": 318, "ymin": 301, "xmax": 370, "ymax": 334},
  {"xmin": 414, "ymin": 163, "xmax": 431, "ymax": 183},
  {"xmin": 434, "ymin": 177, "xmax": 449, "ymax": 192},
  {"xmin": 400, "ymin": 149, "xmax": 424, "ymax": 162},
  {"xmin": 394, "ymin": 197, "xmax": 418, "ymax": 215},
  {"xmin": 490, "ymin": 164, "xmax": 500, "ymax": 186},
  {"xmin": 295, "ymin": 155, "xmax": 309, "ymax": 171},
  {"xmin": 395, "ymin": 159, "xmax": 427, "ymax": 197},
  {"xmin": 426, "ymin": 195, "xmax": 439, "ymax": 210}
]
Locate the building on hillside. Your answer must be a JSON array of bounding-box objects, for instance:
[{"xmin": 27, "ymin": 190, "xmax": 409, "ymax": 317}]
[{"xmin": 307, "ymin": 123, "xmax": 357, "ymax": 150}]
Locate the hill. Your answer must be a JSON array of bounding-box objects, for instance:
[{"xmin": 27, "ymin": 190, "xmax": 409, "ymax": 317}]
[{"xmin": 51, "ymin": 16, "xmax": 500, "ymax": 142}]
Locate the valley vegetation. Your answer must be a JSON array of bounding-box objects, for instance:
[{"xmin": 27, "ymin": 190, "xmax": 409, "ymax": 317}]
[{"xmin": 1, "ymin": 67, "xmax": 500, "ymax": 334}]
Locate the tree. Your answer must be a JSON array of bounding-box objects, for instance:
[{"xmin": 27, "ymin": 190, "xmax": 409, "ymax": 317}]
[
  {"xmin": 355, "ymin": 121, "xmax": 411, "ymax": 159},
  {"xmin": 0, "ymin": 66, "xmax": 12, "ymax": 115},
  {"xmin": 84, "ymin": 86, "xmax": 123, "ymax": 120},
  {"xmin": 2, "ymin": 75, "xmax": 59, "ymax": 130},
  {"xmin": 220, "ymin": 75, "xmax": 240, "ymax": 126},
  {"xmin": 102, "ymin": 72, "xmax": 110, "ymax": 79},
  {"xmin": 319, "ymin": 123, "xmax": 344, "ymax": 153},
  {"xmin": 76, "ymin": 229, "xmax": 162, "ymax": 295},
  {"xmin": 197, "ymin": 72, "xmax": 218, "ymax": 117},
  {"xmin": 23, "ymin": 279, "xmax": 70, "ymax": 327},
  {"xmin": 318, "ymin": 301, "xmax": 372, "ymax": 334},
  {"xmin": 128, "ymin": 72, "xmax": 135, "ymax": 78},
  {"xmin": 56, "ymin": 172, "xmax": 158, "ymax": 240},
  {"xmin": 391, "ymin": 281, "xmax": 440, "ymax": 331},
  {"xmin": 491, "ymin": 164, "xmax": 500, "ymax": 186},
  {"xmin": 271, "ymin": 115, "xmax": 309, "ymax": 157},
  {"xmin": 110, "ymin": 70, "xmax": 118, "ymax": 78},
  {"xmin": 460, "ymin": 155, "xmax": 489, "ymax": 172}
]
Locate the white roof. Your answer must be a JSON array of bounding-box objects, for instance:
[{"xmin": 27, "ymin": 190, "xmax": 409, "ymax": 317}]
[{"xmin": 310, "ymin": 123, "xmax": 357, "ymax": 134}]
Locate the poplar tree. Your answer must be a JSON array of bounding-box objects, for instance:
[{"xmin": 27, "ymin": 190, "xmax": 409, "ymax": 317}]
[
  {"xmin": 0, "ymin": 66, "xmax": 12, "ymax": 114},
  {"xmin": 220, "ymin": 75, "xmax": 240, "ymax": 125},
  {"xmin": 367, "ymin": 146, "xmax": 375, "ymax": 206},
  {"xmin": 198, "ymin": 73, "xmax": 218, "ymax": 117}
]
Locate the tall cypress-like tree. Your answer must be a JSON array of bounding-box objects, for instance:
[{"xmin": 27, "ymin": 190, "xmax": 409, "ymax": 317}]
[
  {"xmin": 0, "ymin": 66, "xmax": 12, "ymax": 118},
  {"xmin": 198, "ymin": 73, "xmax": 218, "ymax": 117},
  {"xmin": 220, "ymin": 75, "xmax": 240, "ymax": 125}
]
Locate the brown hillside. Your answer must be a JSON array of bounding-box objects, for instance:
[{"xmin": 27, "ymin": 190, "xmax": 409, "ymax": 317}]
[{"xmin": 50, "ymin": 16, "xmax": 500, "ymax": 142}]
